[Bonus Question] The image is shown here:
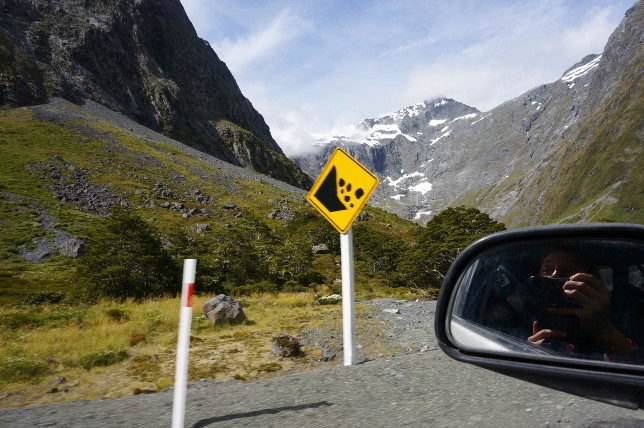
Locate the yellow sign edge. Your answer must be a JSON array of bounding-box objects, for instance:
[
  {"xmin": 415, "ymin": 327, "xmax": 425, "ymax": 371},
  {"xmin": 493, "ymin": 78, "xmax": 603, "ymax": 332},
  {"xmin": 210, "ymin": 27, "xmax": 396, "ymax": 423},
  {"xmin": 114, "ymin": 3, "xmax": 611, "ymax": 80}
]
[{"xmin": 306, "ymin": 147, "xmax": 379, "ymax": 234}]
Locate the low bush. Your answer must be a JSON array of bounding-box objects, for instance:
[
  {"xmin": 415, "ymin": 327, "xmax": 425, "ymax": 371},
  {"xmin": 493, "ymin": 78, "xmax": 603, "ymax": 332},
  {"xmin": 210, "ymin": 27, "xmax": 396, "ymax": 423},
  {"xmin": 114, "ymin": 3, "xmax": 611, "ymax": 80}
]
[
  {"xmin": 0, "ymin": 357, "xmax": 49, "ymax": 381},
  {"xmin": 76, "ymin": 208, "xmax": 179, "ymax": 301},
  {"xmin": 21, "ymin": 291, "xmax": 65, "ymax": 305},
  {"xmin": 105, "ymin": 308, "xmax": 130, "ymax": 322},
  {"xmin": 230, "ymin": 280, "xmax": 281, "ymax": 296},
  {"xmin": 79, "ymin": 348, "xmax": 129, "ymax": 370},
  {"xmin": 0, "ymin": 307, "xmax": 86, "ymax": 329}
]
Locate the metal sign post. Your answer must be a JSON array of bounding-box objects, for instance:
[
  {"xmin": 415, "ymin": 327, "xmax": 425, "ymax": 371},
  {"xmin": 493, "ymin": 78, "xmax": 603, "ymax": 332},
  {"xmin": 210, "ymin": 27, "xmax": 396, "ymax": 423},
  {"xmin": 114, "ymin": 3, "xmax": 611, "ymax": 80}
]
[
  {"xmin": 306, "ymin": 147, "xmax": 379, "ymax": 366},
  {"xmin": 172, "ymin": 259, "xmax": 196, "ymax": 428},
  {"xmin": 340, "ymin": 228, "xmax": 357, "ymax": 365}
]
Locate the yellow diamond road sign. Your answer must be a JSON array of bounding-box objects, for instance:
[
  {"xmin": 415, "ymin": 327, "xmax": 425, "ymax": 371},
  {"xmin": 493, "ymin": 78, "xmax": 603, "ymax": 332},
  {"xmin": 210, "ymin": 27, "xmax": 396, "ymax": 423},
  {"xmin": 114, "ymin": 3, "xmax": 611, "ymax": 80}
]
[{"xmin": 307, "ymin": 147, "xmax": 379, "ymax": 234}]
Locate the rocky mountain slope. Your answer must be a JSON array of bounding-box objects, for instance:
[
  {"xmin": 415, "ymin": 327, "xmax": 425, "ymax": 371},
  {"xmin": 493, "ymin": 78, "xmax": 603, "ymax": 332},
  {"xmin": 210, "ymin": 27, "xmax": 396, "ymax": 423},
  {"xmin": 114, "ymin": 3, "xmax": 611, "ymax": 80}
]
[
  {"xmin": 294, "ymin": 2, "xmax": 643, "ymax": 226},
  {"xmin": 0, "ymin": 0, "xmax": 311, "ymax": 189}
]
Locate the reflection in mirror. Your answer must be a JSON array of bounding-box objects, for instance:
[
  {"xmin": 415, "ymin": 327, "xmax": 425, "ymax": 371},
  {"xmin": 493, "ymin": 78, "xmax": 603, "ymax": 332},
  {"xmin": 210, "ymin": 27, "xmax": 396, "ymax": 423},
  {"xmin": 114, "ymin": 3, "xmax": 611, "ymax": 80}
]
[{"xmin": 448, "ymin": 238, "xmax": 644, "ymax": 365}]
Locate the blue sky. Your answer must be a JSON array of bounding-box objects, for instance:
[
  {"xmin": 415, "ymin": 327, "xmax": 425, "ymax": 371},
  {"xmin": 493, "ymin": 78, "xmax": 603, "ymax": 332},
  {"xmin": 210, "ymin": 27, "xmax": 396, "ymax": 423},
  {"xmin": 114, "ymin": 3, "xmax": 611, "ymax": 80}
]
[{"xmin": 179, "ymin": 0, "xmax": 634, "ymax": 155}]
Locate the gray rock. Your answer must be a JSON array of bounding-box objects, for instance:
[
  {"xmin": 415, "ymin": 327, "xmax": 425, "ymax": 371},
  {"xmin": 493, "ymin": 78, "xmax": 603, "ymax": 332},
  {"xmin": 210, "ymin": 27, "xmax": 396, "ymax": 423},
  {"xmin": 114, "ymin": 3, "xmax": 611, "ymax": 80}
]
[
  {"xmin": 356, "ymin": 212, "xmax": 372, "ymax": 221},
  {"xmin": 223, "ymin": 203, "xmax": 238, "ymax": 210},
  {"xmin": 193, "ymin": 223, "xmax": 211, "ymax": 234},
  {"xmin": 20, "ymin": 206, "xmax": 84, "ymax": 262},
  {"xmin": 312, "ymin": 244, "xmax": 330, "ymax": 254},
  {"xmin": 202, "ymin": 294, "xmax": 246, "ymax": 325},
  {"xmin": 319, "ymin": 348, "xmax": 336, "ymax": 362},
  {"xmin": 383, "ymin": 308, "xmax": 401, "ymax": 315},
  {"xmin": 57, "ymin": 237, "xmax": 84, "ymax": 258},
  {"xmin": 267, "ymin": 209, "xmax": 293, "ymax": 220},
  {"xmin": 271, "ymin": 334, "xmax": 302, "ymax": 357}
]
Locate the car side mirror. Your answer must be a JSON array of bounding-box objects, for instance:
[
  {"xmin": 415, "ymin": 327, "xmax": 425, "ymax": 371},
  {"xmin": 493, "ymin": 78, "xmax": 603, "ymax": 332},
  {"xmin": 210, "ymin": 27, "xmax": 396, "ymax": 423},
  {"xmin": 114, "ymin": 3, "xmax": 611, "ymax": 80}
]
[{"xmin": 434, "ymin": 223, "xmax": 644, "ymax": 409}]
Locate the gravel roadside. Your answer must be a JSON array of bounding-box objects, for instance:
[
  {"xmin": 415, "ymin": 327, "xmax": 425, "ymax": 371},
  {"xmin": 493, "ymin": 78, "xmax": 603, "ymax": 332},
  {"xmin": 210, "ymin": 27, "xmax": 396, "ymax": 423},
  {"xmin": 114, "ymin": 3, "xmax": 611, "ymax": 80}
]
[{"xmin": 2, "ymin": 298, "xmax": 641, "ymax": 427}]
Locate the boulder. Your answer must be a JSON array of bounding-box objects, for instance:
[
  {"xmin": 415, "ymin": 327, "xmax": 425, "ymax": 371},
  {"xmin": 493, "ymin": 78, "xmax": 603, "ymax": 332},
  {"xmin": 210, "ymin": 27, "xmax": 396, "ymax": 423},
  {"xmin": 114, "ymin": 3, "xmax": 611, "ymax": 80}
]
[
  {"xmin": 194, "ymin": 223, "xmax": 211, "ymax": 234},
  {"xmin": 202, "ymin": 294, "xmax": 246, "ymax": 325},
  {"xmin": 356, "ymin": 211, "xmax": 372, "ymax": 221},
  {"xmin": 312, "ymin": 244, "xmax": 330, "ymax": 254},
  {"xmin": 57, "ymin": 237, "xmax": 84, "ymax": 258},
  {"xmin": 271, "ymin": 334, "xmax": 302, "ymax": 357},
  {"xmin": 267, "ymin": 209, "xmax": 293, "ymax": 220},
  {"xmin": 318, "ymin": 348, "xmax": 336, "ymax": 362}
]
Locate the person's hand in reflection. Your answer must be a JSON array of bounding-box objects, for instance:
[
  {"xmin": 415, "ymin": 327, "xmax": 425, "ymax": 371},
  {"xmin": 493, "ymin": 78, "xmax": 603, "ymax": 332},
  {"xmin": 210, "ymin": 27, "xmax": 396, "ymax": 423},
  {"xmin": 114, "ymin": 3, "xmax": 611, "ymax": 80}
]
[
  {"xmin": 529, "ymin": 251, "xmax": 635, "ymax": 361},
  {"xmin": 527, "ymin": 320, "xmax": 574, "ymax": 354}
]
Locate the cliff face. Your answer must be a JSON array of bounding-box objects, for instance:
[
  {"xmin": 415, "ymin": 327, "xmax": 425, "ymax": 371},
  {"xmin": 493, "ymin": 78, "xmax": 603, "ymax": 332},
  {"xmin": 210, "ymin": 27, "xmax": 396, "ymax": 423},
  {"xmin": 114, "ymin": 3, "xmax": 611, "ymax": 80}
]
[
  {"xmin": 294, "ymin": 1, "xmax": 643, "ymax": 226},
  {"xmin": 0, "ymin": 0, "xmax": 312, "ymax": 189}
]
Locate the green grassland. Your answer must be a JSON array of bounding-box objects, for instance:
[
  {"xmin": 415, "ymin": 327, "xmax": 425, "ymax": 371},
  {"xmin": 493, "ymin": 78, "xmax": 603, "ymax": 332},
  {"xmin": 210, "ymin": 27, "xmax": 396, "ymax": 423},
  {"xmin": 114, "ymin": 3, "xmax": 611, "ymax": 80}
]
[
  {"xmin": 0, "ymin": 104, "xmax": 426, "ymax": 406},
  {"xmin": 0, "ymin": 106, "xmax": 418, "ymax": 304}
]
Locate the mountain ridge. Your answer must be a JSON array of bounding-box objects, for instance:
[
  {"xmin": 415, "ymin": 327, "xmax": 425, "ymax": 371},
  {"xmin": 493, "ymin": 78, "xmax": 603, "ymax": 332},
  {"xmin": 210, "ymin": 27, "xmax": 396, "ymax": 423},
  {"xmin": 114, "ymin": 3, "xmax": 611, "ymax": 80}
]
[
  {"xmin": 294, "ymin": 1, "xmax": 643, "ymax": 226},
  {"xmin": 0, "ymin": 0, "xmax": 312, "ymax": 189}
]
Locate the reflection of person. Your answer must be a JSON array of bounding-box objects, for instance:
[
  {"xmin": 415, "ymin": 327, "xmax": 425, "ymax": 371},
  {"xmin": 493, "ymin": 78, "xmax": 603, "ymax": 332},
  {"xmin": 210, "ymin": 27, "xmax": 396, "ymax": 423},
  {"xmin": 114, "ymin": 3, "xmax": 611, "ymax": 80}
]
[{"xmin": 527, "ymin": 250, "xmax": 636, "ymax": 362}]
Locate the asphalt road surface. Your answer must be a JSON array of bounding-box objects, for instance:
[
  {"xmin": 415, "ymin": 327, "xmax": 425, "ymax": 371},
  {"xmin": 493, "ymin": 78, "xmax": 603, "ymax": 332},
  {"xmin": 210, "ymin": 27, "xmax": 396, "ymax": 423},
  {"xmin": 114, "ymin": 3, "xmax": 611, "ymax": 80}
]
[{"xmin": 1, "ymin": 300, "xmax": 642, "ymax": 427}]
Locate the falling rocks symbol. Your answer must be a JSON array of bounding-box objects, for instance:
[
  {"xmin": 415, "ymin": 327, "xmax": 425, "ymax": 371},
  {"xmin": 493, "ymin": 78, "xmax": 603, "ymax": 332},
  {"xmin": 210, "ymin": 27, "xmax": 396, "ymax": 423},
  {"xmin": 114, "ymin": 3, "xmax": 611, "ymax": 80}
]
[
  {"xmin": 314, "ymin": 166, "xmax": 347, "ymax": 212},
  {"xmin": 314, "ymin": 166, "xmax": 366, "ymax": 212}
]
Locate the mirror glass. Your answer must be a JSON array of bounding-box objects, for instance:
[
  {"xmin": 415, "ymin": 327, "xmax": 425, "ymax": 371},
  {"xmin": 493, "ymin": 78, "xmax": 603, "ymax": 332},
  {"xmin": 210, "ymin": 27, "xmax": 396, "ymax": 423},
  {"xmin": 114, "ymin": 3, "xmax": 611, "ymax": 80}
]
[{"xmin": 448, "ymin": 238, "xmax": 644, "ymax": 366}]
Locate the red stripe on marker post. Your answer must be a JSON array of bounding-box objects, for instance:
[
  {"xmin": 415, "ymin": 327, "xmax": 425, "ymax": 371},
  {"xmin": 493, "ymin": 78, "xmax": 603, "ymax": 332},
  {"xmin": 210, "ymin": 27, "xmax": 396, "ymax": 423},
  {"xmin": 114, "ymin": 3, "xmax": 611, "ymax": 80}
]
[{"xmin": 181, "ymin": 282, "xmax": 195, "ymax": 308}]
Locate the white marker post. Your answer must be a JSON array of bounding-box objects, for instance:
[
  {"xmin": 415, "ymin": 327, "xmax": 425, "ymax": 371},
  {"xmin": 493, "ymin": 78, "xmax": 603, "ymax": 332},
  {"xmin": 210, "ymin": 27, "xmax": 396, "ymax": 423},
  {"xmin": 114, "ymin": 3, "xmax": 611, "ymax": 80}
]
[
  {"xmin": 172, "ymin": 259, "xmax": 196, "ymax": 428},
  {"xmin": 340, "ymin": 227, "xmax": 357, "ymax": 366}
]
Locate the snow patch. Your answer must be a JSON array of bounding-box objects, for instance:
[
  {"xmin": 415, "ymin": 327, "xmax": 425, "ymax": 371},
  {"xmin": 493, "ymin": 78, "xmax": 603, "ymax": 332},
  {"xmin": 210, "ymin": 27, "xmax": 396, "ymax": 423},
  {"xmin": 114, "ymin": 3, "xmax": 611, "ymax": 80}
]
[
  {"xmin": 387, "ymin": 171, "xmax": 425, "ymax": 187},
  {"xmin": 470, "ymin": 114, "xmax": 491, "ymax": 125},
  {"xmin": 428, "ymin": 119, "xmax": 447, "ymax": 127},
  {"xmin": 561, "ymin": 55, "xmax": 601, "ymax": 83},
  {"xmin": 430, "ymin": 131, "xmax": 450, "ymax": 145},
  {"xmin": 452, "ymin": 113, "xmax": 477, "ymax": 122},
  {"xmin": 391, "ymin": 194, "xmax": 405, "ymax": 201},
  {"xmin": 440, "ymin": 126, "xmax": 449, "ymax": 133},
  {"xmin": 408, "ymin": 180, "xmax": 433, "ymax": 194},
  {"xmin": 414, "ymin": 210, "xmax": 433, "ymax": 220}
]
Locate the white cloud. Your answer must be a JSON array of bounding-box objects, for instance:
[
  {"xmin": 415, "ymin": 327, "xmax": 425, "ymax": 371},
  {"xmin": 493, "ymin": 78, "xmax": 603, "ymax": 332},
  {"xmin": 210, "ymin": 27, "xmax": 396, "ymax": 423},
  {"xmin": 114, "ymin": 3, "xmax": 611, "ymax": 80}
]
[
  {"xmin": 254, "ymin": 101, "xmax": 319, "ymax": 157},
  {"xmin": 397, "ymin": 5, "xmax": 623, "ymax": 112},
  {"xmin": 379, "ymin": 35, "xmax": 436, "ymax": 58},
  {"xmin": 212, "ymin": 9, "xmax": 312, "ymax": 73},
  {"xmin": 179, "ymin": 1, "xmax": 631, "ymax": 156},
  {"xmin": 560, "ymin": 8, "xmax": 616, "ymax": 56}
]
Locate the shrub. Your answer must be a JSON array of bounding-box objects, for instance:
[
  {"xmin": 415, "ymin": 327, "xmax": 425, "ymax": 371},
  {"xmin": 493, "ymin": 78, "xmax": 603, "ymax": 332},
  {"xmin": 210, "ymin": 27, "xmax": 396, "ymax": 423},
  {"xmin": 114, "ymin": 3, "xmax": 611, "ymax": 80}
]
[
  {"xmin": 231, "ymin": 280, "xmax": 281, "ymax": 296},
  {"xmin": 105, "ymin": 308, "xmax": 130, "ymax": 322},
  {"xmin": 353, "ymin": 224, "xmax": 405, "ymax": 280},
  {"xmin": 0, "ymin": 357, "xmax": 49, "ymax": 381},
  {"xmin": 76, "ymin": 208, "xmax": 180, "ymax": 300},
  {"xmin": 0, "ymin": 307, "xmax": 86, "ymax": 329},
  {"xmin": 399, "ymin": 206, "xmax": 505, "ymax": 290},
  {"xmin": 21, "ymin": 291, "xmax": 65, "ymax": 305},
  {"xmin": 79, "ymin": 348, "xmax": 129, "ymax": 370}
]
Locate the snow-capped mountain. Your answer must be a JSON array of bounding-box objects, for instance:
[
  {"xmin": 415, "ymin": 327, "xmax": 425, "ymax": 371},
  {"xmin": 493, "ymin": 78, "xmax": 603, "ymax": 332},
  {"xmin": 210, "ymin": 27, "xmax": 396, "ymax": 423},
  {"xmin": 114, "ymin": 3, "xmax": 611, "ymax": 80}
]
[
  {"xmin": 313, "ymin": 98, "xmax": 479, "ymax": 148},
  {"xmin": 294, "ymin": 1, "xmax": 642, "ymax": 226}
]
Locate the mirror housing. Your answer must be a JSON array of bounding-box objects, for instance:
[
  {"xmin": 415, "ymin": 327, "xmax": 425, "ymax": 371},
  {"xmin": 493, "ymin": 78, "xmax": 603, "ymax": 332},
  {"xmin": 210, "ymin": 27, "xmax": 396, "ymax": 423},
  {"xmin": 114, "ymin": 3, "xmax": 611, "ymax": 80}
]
[{"xmin": 434, "ymin": 223, "xmax": 644, "ymax": 409}]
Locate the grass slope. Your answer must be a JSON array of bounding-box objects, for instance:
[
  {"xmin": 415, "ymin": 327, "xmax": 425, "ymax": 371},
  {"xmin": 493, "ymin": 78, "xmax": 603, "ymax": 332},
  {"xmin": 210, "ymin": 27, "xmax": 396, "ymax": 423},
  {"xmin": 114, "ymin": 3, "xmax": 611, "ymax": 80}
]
[{"xmin": 0, "ymin": 103, "xmax": 417, "ymax": 304}]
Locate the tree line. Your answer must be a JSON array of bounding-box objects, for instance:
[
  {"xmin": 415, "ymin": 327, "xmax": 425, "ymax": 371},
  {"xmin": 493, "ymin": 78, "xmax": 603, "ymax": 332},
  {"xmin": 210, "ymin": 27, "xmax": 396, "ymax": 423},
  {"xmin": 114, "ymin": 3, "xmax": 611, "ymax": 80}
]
[{"xmin": 75, "ymin": 206, "xmax": 505, "ymax": 300}]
